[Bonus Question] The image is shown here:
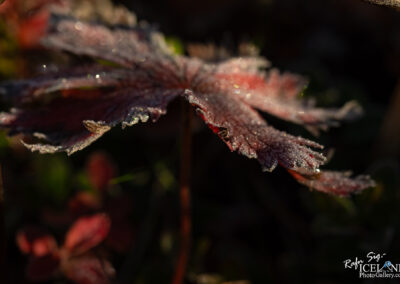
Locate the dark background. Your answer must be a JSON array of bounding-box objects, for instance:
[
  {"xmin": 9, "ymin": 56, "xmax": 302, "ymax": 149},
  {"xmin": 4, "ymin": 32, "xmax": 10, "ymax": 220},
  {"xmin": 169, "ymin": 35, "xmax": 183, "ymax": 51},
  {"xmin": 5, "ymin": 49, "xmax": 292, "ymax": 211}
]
[{"xmin": 1, "ymin": 0, "xmax": 400, "ymax": 283}]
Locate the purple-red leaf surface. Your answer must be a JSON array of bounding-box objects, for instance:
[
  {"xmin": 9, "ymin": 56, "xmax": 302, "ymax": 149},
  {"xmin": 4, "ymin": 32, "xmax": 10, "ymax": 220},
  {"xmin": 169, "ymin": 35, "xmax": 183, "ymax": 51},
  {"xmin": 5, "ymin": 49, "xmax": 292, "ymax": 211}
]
[
  {"xmin": 63, "ymin": 256, "xmax": 115, "ymax": 284},
  {"xmin": 16, "ymin": 226, "xmax": 58, "ymax": 257},
  {"xmin": 0, "ymin": 14, "xmax": 375, "ymax": 195},
  {"xmin": 288, "ymin": 169, "xmax": 374, "ymax": 197},
  {"xmin": 64, "ymin": 213, "xmax": 111, "ymax": 255},
  {"xmin": 86, "ymin": 151, "xmax": 116, "ymax": 192}
]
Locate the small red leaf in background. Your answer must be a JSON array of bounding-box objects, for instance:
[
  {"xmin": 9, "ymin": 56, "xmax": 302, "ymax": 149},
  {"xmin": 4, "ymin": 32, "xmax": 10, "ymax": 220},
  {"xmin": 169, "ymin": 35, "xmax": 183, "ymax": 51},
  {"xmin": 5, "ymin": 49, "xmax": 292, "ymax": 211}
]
[
  {"xmin": 63, "ymin": 256, "xmax": 115, "ymax": 284},
  {"xmin": 64, "ymin": 213, "xmax": 111, "ymax": 255},
  {"xmin": 17, "ymin": 10, "xmax": 49, "ymax": 49},
  {"xmin": 86, "ymin": 152, "xmax": 116, "ymax": 192},
  {"xmin": 0, "ymin": 0, "xmax": 9, "ymax": 11},
  {"xmin": 0, "ymin": 0, "xmax": 62, "ymax": 49},
  {"xmin": 68, "ymin": 192, "xmax": 101, "ymax": 217},
  {"xmin": 26, "ymin": 254, "xmax": 60, "ymax": 282},
  {"xmin": 16, "ymin": 226, "xmax": 58, "ymax": 257}
]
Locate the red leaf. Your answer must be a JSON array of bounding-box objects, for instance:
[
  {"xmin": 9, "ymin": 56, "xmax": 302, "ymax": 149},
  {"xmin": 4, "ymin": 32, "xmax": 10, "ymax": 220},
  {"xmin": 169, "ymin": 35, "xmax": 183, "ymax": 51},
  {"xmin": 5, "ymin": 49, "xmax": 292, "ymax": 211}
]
[
  {"xmin": 288, "ymin": 169, "xmax": 376, "ymax": 196},
  {"xmin": 0, "ymin": 0, "xmax": 64, "ymax": 49},
  {"xmin": 0, "ymin": 78, "xmax": 180, "ymax": 155},
  {"xmin": 0, "ymin": 65, "xmax": 128, "ymax": 105},
  {"xmin": 26, "ymin": 254, "xmax": 60, "ymax": 282},
  {"xmin": 16, "ymin": 226, "xmax": 58, "ymax": 257},
  {"xmin": 17, "ymin": 10, "xmax": 49, "ymax": 49},
  {"xmin": 42, "ymin": 15, "xmax": 175, "ymax": 67},
  {"xmin": 214, "ymin": 64, "xmax": 363, "ymax": 135},
  {"xmin": 185, "ymin": 86, "xmax": 326, "ymax": 173},
  {"xmin": 68, "ymin": 192, "xmax": 101, "ymax": 216},
  {"xmin": 86, "ymin": 152, "xmax": 116, "ymax": 192},
  {"xmin": 0, "ymin": 12, "xmax": 375, "ymax": 195},
  {"xmin": 0, "ymin": 86, "xmax": 180, "ymax": 154},
  {"xmin": 63, "ymin": 256, "xmax": 115, "ymax": 284},
  {"xmin": 64, "ymin": 213, "xmax": 111, "ymax": 255},
  {"xmin": 0, "ymin": 0, "xmax": 13, "ymax": 14}
]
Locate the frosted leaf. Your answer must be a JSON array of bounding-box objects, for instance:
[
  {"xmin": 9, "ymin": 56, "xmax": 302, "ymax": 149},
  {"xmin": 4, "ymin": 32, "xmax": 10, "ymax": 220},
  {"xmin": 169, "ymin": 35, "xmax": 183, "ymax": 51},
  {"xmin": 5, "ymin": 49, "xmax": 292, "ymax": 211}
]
[
  {"xmin": 0, "ymin": 13, "xmax": 375, "ymax": 195},
  {"xmin": 43, "ymin": 14, "xmax": 176, "ymax": 67},
  {"xmin": 214, "ymin": 66, "xmax": 363, "ymax": 134},
  {"xmin": 216, "ymin": 57, "xmax": 270, "ymax": 74},
  {"xmin": 0, "ymin": 65, "xmax": 129, "ymax": 105},
  {"xmin": 68, "ymin": 0, "xmax": 137, "ymax": 26},
  {"xmin": 184, "ymin": 89, "xmax": 326, "ymax": 173},
  {"xmin": 363, "ymin": 0, "xmax": 400, "ymax": 8},
  {"xmin": 1, "ymin": 87, "xmax": 180, "ymax": 155},
  {"xmin": 289, "ymin": 169, "xmax": 376, "ymax": 196}
]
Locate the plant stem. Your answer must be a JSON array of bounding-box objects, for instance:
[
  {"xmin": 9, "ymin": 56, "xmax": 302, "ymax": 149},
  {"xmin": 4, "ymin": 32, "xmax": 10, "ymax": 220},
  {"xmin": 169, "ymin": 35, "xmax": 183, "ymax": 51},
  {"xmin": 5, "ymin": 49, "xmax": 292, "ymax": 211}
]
[
  {"xmin": 0, "ymin": 164, "xmax": 5, "ymax": 281},
  {"xmin": 172, "ymin": 101, "xmax": 192, "ymax": 284}
]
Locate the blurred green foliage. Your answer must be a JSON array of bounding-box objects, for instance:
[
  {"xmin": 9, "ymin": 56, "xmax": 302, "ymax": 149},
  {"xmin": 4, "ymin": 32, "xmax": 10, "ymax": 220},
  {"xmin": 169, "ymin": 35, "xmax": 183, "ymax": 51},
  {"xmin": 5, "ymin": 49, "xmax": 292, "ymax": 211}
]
[{"xmin": 0, "ymin": 23, "xmax": 18, "ymax": 78}]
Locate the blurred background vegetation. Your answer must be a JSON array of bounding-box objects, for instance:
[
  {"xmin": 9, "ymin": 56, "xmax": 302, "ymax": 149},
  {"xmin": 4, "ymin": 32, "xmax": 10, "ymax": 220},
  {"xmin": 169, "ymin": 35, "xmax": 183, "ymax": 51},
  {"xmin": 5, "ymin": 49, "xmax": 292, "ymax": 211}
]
[{"xmin": 1, "ymin": 0, "xmax": 400, "ymax": 283}]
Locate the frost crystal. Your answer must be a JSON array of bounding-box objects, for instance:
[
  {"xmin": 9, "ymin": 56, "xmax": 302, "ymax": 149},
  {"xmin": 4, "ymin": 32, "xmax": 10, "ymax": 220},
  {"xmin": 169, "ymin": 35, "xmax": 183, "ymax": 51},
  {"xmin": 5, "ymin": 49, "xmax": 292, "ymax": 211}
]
[{"xmin": 0, "ymin": 14, "xmax": 375, "ymax": 196}]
